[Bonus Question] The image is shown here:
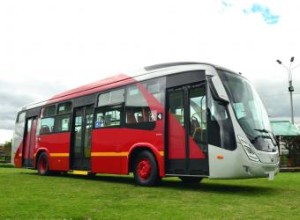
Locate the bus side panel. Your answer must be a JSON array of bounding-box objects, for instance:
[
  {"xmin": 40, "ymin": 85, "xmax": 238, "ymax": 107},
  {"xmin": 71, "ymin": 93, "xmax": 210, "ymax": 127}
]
[
  {"xmin": 136, "ymin": 81, "xmax": 165, "ymax": 176},
  {"xmin": 91, "ymin": 128, "xmax": 126, "ymax": 174},
  {"xmin": 14, "ymin": 142, "xmax": 23, "ymax": 168},
  {"xmin": 91, "ymin": 128, "xmax": 164, "ymax": 175},
  {"xmin": 37, "ymin": 132, "xmax": 70, "ymax": 171},
  {"xmin": 91, "ymin": 80, "xmax": 165, "ymax": 175},
  {"xmin": 208, "ymin": 144, "xmax": 247, "ymax": 178}
]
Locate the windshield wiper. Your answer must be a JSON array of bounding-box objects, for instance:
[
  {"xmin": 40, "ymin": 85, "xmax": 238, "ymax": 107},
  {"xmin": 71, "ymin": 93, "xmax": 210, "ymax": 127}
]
[
  {"xmin": 251, "ymin": 134, "xmax": 272, "ymax": 143},
  {"xmin": 254, "ymin": 128, "xmax": 269, "ymax": 133},
  {"xmin": 254, "ymin": 128, "xmax": 277, "ymax": 145}
]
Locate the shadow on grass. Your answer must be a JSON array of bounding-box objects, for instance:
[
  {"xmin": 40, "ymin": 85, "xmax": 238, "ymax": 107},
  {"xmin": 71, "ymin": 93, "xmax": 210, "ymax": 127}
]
[
  {"xmin": 24, "ymin": 171, "xmax": 275, "ymax": 196},
  {"xmin": 24, "ymin": 170, "xmax": 135, "ymax": 185},
  {"xmin": 161, "ymin": 180, "xmax": 275, "ymax": 196}
]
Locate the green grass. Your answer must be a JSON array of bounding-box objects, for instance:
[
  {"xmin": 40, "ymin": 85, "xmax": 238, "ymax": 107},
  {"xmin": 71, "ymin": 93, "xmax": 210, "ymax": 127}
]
[
  {"xmin": 0, "ymin": 163, "xmax": 14, "ymax": 168},
  {"xmin": 1, "ymin": 168, "xmax": 300, "ymax": 219}
]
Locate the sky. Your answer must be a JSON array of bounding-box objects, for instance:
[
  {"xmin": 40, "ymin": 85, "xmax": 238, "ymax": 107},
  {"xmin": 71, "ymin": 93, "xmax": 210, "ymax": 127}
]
[{"xmin": 1, "ymin": 0, "xmax": 300, "ymax": 143}]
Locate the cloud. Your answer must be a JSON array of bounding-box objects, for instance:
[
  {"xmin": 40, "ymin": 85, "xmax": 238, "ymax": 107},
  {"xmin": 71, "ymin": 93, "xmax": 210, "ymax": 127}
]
[
  {"xmin": 0, "ymin": 79, "xmax": 66, "ymax": 130},
  {"xmin": 254, "ymin": 79, "xmax": 300, "ymax": 123},
  {"xmin": 243, "ymin": 3, "xmax": 280, "ymax": 24},
  {"xmin": 221, "ymin": 0, "xmax": 232, "ymax": 8}
]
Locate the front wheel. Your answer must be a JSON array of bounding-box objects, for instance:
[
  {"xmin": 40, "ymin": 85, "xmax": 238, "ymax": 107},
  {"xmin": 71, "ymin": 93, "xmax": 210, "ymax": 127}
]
[
  {"xmin": 37, "ymin": 152, "xmax": 51, "ymax": 176},
  {"xmin": 133, "ymin": 151, "xmax": 160, "ymax": 186}
]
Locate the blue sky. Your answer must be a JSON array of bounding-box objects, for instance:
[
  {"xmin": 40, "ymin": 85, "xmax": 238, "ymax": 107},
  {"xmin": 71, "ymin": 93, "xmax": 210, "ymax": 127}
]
[{"xmin": 1, "ymin": 0, "xmax": 300, "ymax": 142}]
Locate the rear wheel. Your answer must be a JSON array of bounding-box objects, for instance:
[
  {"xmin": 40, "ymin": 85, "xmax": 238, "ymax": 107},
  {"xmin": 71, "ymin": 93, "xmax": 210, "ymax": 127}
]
[
  {"xmin": 179, "ymin": 176, "xmax": 203, "ymax": 184},
  {"xmin": 37, "ymin": 152, "xmax": 51, "ymax": 176},
  {"xmin": 133, "ymin": 151, "xmax": 160, "ymax": 186}
]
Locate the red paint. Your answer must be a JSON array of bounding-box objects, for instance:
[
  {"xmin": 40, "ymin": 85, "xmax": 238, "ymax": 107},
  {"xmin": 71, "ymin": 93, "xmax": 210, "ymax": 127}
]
[
  {"xmin": 48, "ymin": 74, "xmax": 134, "ymax": 104},
  {"xmin": 167, "ymin": 112, "xmax": 186, "ymax": 159},
  {"xmin": 189, "ymin": 137, "xmax": 206, "ymax": 159},
  {"xmin": 168, "ymin": 112, "xmax": 206, "ymax": 159},
  {"xmin": 91, "ymin": 128, "xmax": 164, "ymax": 175},
  {"xmin": 37, "ymin": 132, "xmax": 70, "ymax": 171},
  {"xmin": 14, "ymin": 142, "xmax": 23, "ymax": 168}
]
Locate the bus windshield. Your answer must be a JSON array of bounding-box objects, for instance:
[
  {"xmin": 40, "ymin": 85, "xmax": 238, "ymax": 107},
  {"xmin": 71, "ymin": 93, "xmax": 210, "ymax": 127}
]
[{"xmin": 217, "ymin": 69, "xmax": 276, "ymax": 152}]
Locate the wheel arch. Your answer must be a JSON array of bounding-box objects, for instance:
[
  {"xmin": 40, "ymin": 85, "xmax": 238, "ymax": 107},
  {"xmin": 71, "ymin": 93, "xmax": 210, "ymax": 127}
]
[
  {"xmin": 128, "ymin": 143, "xmax": 165, "ymax": 177},
  {"xmin": 34, "ymin": 148, "xmax": 50, "ymax": 169}
]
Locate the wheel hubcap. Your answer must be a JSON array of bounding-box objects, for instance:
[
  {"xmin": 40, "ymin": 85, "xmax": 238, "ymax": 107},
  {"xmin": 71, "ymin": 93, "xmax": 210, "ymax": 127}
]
[{"xmin": 137, "ymin": 159, "xmax": 152, "ymax": 180}]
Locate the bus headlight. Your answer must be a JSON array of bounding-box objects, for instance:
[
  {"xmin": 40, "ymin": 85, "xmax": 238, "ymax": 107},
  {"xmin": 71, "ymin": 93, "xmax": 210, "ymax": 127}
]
[{"xmin": 238, "ymin": 136, "xmax": 260, "ymax": 162}]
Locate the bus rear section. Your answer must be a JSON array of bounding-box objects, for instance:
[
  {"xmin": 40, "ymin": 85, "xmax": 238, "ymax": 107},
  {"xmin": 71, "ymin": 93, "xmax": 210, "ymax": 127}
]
[{"xmin": 13, "ymin": 109, "xmax": 40, "ymax": 169}]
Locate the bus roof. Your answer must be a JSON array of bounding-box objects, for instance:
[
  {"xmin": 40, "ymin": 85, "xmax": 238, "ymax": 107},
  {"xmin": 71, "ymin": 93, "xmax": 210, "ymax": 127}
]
[{"xmin": 20, "ymin": 62, "xmax": 234, "ymax": 111}]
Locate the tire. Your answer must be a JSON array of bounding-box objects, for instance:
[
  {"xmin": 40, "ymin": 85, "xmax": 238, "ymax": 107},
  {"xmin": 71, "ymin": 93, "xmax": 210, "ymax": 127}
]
[
  {"xmin": 37, "ymin": 152, "xmax": 51, "ymax": 176},
  {"xmin": 133, "ymin": 151, "xmax": 160, "ymax": 186},
  {"xmin": 179, "ymin": 176, "xmax": 203, "ymax": 184},
  {"xmin": 88, "ymin": 172, "xmax": 96, "ymax": 178}
]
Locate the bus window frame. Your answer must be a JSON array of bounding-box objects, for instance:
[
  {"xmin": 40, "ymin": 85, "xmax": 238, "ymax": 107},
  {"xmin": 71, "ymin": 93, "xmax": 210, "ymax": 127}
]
[
  {"xmin": 54, "ymin": 113, "xmax": 71, "ymax": 133},
  {"xmin": 57, "ymin": 102, "xmax": 72, "ymax": 115},
  {"xmin": 207, "ymin": 81, "xmax": 236, "ymax": 150},
  {"xmin": 39, "ymin": 102, "xmax": 73, "ymax": 134},
  {"xmin": 94, "ymin": 104, "xmax": 124, "ymax": 129},
  {"xmin": 97, "ymin": 88, "xmax": 125, "ymax": 107},
  {"xmin": 39, "ymin": 116, "xmax": 55, "ymax": 135},
  {"xmin": 124, "ymin": 83, "xmax": 157, "ymax": 131},
  {"xmin": 41, "ymin": 104, "xmax": 56, "ymax": 118}
]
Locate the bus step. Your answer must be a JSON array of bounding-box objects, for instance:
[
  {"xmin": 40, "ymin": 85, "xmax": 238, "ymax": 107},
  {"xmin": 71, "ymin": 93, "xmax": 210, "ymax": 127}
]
[{"xmin": 70, "ymin": 170, "xmax": 89, "ymax": 175}]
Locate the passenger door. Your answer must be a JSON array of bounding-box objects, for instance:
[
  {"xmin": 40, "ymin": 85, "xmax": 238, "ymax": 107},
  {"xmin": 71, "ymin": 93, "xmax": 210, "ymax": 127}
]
[
  {"xmin": 22, "ymin": 117, "xmax": 37, "ymax": 167},
  {"xmin": 166, "ymin": 84, "xmax": 209, "ymax": 175},
  {"xmin": 71, "ymin": 105, "xmax": 94, "ymax": 170}
]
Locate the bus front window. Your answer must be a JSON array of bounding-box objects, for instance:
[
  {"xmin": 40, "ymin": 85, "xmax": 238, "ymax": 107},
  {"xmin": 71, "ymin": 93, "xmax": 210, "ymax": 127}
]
[{"xmin": 217, "ymin": 70, "xmax": 277, "ymax": 152}]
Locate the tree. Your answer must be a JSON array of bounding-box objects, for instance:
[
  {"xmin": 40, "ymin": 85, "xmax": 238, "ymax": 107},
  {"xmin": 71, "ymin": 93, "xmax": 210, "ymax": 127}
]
[{"xmin": 3, "ymin": 140, "xmax": 12, "ymax": 162}]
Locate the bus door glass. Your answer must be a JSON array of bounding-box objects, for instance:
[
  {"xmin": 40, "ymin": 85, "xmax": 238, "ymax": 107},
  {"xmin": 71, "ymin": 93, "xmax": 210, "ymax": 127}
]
[
  {"xmin": 23, "ymin": 117, "xmax": 37, "ymax": 167},
  {"xmin": 71, "ymin": 105, "xmax": 94, "ymax": 170},
  {"xmin": 166, "ymin": 84, "xmax": 208, "ymax": 175}
]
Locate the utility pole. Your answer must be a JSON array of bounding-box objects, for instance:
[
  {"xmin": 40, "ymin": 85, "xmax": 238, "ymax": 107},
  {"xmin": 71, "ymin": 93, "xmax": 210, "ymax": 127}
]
[{"xmin": 276, "ymin": 57, "xmax": 297, "ymax": 124}]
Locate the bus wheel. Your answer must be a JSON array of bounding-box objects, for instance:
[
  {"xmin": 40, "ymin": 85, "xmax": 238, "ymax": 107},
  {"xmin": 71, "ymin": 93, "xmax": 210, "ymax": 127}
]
[
  {"xmin": 37, "ymin": 152, "xmax": 51, "ymax": 176},
  {"xmin": 179, "ymin": 176, "xmax": 203, "ymax": 184},
  {"xmin": 133, "ymin": 151, "xmax": 160, "ymax": 186}
]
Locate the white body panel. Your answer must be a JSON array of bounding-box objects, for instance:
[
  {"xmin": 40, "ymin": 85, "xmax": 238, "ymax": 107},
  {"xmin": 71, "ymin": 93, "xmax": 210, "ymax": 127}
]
[
  {"xmin": 208, "ymin": 144, "xmax": 279, "ymax": 179},
  {"xmin": 207, "ymin": 68, "xmax": 279, "ymax": 179}
]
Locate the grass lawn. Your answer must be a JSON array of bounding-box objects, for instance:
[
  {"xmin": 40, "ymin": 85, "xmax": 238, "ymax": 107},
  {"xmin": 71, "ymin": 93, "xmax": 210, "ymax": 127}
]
[{"xmin": 1, "ymin": 167, "xmax": 300, "ymax": 219}]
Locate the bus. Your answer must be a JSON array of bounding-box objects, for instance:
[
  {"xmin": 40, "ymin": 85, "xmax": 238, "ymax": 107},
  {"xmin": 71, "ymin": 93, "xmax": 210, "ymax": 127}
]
[{"xmin": 12, "ymin": 62, "xmax": 279, "ymax": 186}]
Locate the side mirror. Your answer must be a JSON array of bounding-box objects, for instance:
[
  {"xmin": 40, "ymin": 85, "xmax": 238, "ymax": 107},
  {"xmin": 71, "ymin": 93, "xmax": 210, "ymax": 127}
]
[{"xmin": 209, "ymin": 76, "xmax": 229, "ymax": 104}]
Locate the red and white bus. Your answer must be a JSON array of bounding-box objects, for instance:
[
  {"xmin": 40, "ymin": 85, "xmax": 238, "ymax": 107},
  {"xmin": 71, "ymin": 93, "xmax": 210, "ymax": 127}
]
[{"xmin": 12, "ymin": 62, "xmax": 279, "ymax": 186}]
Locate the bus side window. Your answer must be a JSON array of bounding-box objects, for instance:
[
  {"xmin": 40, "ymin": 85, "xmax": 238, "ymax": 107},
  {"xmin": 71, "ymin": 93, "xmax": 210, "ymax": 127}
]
[
  {"xmin": 40, "ymin": 105, "xmax": 56, "ymax": 134},
  {"xmin": 40, "ymin": 118, "xmax": 55, "ymax": 134},
  {"xmin": 95, "ymin": 112, "xmax": 104, "ymax": 128},
  {"xmin": 208, "ymin": 97, "xmax": 235, "ymax": 150},
  {"xmin": 94, "ymin": 107, "xmax": 122, "ymax": 128},
  {"xmin": 189, "ymin": 86, "xmax": 207, "ymax": 144},
  {"xmin": 54, "ymin": 115, "xmax": 71, "ymax": 132},
  {"xmin": 126, "ymin": 110, "xmax": 137, "ymax": 124},
  {"xmin": 125, "ymin": 84, "xmax": 155, "ymax": 130}
]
